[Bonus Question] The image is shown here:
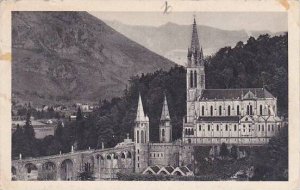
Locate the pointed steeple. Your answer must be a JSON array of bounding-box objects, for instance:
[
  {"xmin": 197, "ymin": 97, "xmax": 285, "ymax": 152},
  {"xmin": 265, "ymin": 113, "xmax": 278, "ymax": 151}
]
[
  {"xmin": 190, "ymin": 17, "xmax": 200, "ymax": 51},
  {"xmin": 160, "ymin": 94, "xmax": 170, "ymax": 121},
  {"xmin": 135, "ymin": 93, "xmax": 148, "ymax": 122}
]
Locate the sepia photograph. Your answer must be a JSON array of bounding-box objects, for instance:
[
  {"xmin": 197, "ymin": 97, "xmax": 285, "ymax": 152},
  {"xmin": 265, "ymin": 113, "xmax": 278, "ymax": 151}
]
[{"xmin": 9, "ymin": 10, "xmax": 289, "ymax": 181}]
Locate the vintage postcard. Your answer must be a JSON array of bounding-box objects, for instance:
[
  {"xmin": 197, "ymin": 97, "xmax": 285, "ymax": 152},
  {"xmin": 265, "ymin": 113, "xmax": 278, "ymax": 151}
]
[{"xmin": 0, "ymin": 0, "xmax": 299, "ymax": 189}]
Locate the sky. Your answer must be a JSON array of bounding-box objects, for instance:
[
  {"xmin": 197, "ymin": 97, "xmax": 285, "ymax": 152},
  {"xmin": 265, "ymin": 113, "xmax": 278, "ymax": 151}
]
[{"xmin": 90, "ymin": 12, "xmax": 287, "ymax": 33}]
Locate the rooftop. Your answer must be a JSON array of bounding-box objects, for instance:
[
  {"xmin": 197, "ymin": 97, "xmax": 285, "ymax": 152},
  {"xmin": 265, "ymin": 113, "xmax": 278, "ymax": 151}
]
[
  {"xmin": 200, "ymin": 88, "xmax": 274, "ymax": 100},
  {"xmin": 198, "ymin": 116, "xmax": 240, "ymax": 122}
]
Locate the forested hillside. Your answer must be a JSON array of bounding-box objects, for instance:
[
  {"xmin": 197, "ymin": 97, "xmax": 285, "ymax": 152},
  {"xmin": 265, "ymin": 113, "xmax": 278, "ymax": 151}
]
[
  {"xmin": 206, "ymin": 34, "xmax": 288, "ymax": 116},
  {"xmin": 12, "ymin": 33, "xmax": 288, "ymax": 158}
]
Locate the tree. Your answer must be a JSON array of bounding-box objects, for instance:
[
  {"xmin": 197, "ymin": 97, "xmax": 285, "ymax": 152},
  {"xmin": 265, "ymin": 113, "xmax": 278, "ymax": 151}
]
[
  {"xmin": 219, "ymin": 143, "xmax": 229, "ymax": 159},
  {"xmin": 251, "ymin": 126, "xmax": 288, "ymax": 181},
  {"xmin": 230, "ymin": 145, "xmax": 238, "ymax": 159},
  {"xmin": 76, "ymin": 107, "xmax": 83, "ymax": 121}
]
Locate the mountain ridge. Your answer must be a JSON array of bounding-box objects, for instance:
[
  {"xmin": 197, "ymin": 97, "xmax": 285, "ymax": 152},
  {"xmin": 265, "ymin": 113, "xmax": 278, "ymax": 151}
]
[
  {"xmin": 12, "ymin": 12, "xmax": 175, "ymax": 106},
  {"xmin": 104, "ymin": 20, "xmax": 286, "ymax": 65}
]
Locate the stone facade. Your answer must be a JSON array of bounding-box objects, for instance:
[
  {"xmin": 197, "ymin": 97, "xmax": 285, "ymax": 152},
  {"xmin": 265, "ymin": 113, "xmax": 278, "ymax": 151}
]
[{"xmin": 183, "ymin": 18, "xmax": 283, "ymax": 145}]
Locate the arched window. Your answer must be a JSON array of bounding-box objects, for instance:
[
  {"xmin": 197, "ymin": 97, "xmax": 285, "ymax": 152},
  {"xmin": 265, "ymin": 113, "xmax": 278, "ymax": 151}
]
[
  {"xmin": 208, "ymin": 125, "xmax": 210, "ymax": 131},
  {"xmin": 234, "ymin": 125, "xmax": 237, "ymax": 131},
  {"xmin": 262, "ymin": 125, "xmax": 264, "ymax": 131},
  {"xmin": 185, "ymin": 128, "xmax": 188, "ymax": 135},
  {"xmin": 260, "ymin": 105, "xmax": 263, "ymax": 115},
  {"xmin": 228, "ymin": 106, "xmax": 231, "ymax": 116},
  {"xmin": 127, "ymin": 152, "xmax": 132, "ymax": 158},
  {"xmin": 210, "ymin": 106, "xmax": 213, "ymax": 116},
  {"xmin": 121, "ymin": 152, "xmax": 126, "ymax": 159},
  {"xmin": 141, "ymin": 130, "xmax": 144, "ymax": 143},
  {"xmin": 237, "ymin": 105, "xmax": 240, "ymax": 115},
  {"xmin": 137, "ymin": 130, "xmax": 139, "ymax": 143},
  {"xmin": 250, "ymin": 105, "xmax": 253, "ymax": 115},
  {"xmin": 199, "ymin": 125, "xmax": 201, "ymax": 131},
  {"xmin": 217, "ymin": 125, "xmax": 219, "ymax": 131},
  {"xmin": 194, "ymin": 70, "xmax": 197, "ymax": 88},
  {"xmin": 219, "ymin": 106, "xmax": 222, "ymax": 116},
  {"xmin": 268, "ymin": 125, "xmax": 270, "ymax": 131},
  {"xmin": 145, "ymin": 131, "xmax": 147, "ymax": 142},
  {"xmin": 225, "ymin": 125, "xmax": 228, "ymax": 131},
  {"xmin": 190, "ymin": 70, "xmax": 193, "ymax": 88},
  {"xmin": 162, "ymin": 129, "xmax": 165, "ymax": 137},
  {"xmin": 258, "ymin": 125, "xmax": 261, "ymax": 131},
  {"xmin": 202, "ymin": 106, "xmax": 205, "ymax": 116},
  {"xmin": 247, "ymin": 105, "xmax": 249, "ymax": 115}
]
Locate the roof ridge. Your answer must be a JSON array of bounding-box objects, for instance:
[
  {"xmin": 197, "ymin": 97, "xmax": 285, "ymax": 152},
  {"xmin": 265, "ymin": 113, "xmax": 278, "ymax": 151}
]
[{"xmin": 204, "ymin": 88, "xmax": 264, "ymax": 91}]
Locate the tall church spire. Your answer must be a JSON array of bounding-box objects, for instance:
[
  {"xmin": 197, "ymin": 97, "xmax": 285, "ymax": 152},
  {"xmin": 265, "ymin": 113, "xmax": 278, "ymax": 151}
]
[
  {"xmin": 190, "ymin": 17, "xmax": 200, "ymax": 51},
  {"xmin": 160, "ymin": 94, "xmax": 170, "ymax": 121},
  {"xmin": 135, "ymin": 93, "xmax": 148, "ymax": 122}
]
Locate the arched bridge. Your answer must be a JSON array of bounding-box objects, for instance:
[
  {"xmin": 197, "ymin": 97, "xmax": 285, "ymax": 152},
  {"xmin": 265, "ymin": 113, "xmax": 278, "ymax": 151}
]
[{"xmin": 12, "ymin": 144, "xmax": 135, "ymax": 181}]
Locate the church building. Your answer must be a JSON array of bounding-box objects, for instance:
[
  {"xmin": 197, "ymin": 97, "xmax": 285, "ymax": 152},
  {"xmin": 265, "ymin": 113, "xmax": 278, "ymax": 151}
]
[{"xmin": 182, "ymin": 18, "xmax": 283, "ymax": 145}]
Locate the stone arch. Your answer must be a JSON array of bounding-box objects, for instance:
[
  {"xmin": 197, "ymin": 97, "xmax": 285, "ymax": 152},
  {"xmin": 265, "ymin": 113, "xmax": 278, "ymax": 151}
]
[
  {"xmin": 84, "ymin": 156, "xmax": 94, "ymax": 173},
  {"xmin": 113, "ymin": 153, "xmax": 119, "ymax": 160},
  {"xmin": 97, "ymin": 154, "xmax": 104, "ymax": 161},
  {"xmin": 39, "ymin": 161, "xmax": 57, "ymax": 180},
  {"xmin": 121, "ymin": 152, "xmax": 126, "ymax": 159},
  {"xmin": 24, "ymin": 163, "xmax": 38, "ymax": 180},
  {"xmin": 11, "ymin": 166, "xmax": 17, "ymax": 180},
  {"xmin": 127, "ymin": 151, "xmax": 132, "ymax": 159},
  {"xmin": 60, "ymin": 159, "xmax": 74, "ymax": 181}
]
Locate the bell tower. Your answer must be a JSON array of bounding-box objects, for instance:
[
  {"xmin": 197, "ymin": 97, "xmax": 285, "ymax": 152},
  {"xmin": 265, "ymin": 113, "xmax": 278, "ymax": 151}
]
[
  {"xmin": 186, "ymin": 17, "xmax": 205, "ymax": 123},
  {"xmin": 134, "ymin": 93, "xmax": 149, "ymax": 173},
  {"xmin": 159, "ymin": 94, "xmax": 172, "ymax": 143}
]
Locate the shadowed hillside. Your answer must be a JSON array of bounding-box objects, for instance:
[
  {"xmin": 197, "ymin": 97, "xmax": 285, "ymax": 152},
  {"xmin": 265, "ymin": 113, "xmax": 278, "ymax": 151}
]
[{"xmin": 12, "ymin": 12, "xmax": 175, "ymax": 105}]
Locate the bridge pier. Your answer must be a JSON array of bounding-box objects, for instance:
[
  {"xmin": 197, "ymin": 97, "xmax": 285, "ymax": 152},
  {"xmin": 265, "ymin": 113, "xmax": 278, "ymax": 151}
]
[{"xmin": 56, "ymin": 161, "xmax": 61, "ymax": 181}]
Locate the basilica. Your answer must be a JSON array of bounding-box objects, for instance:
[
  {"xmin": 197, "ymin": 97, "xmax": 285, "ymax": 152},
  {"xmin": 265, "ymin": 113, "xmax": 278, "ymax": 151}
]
[{"xmin": 182, "ymin": 19, "xmax": 283, "ymax": 146}]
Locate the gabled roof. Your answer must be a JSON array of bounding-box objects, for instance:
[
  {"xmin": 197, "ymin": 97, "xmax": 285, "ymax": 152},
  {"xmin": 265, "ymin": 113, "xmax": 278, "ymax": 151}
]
[
  {"xmin": 198, "ymin": 116, "xmax": 240, "ymax": 122},
  {"xmin": 157, "ymin": 166, "xmax": 174, "ymax": 175},
  {"xmin": 171, "ymin": 166, "xmax": 193, "ymax": 176},
  {"xmin": 200, "ymin": 88, "xmax": 274, "ymax": 100},
  {"xmin": 164, "ymin": 166, "xmax": 175, "ymax": 173},
  {"xmin": 142, "ymin": 165, "xmax": 161, "ymax": 174}
]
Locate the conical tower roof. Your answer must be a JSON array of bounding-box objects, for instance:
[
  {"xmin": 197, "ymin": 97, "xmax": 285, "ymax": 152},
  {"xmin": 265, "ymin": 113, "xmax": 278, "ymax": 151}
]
[
  {"xmin": 190, "ymin": 17, "xmax": 200, "ymax": 51},
  {"xmin": 160, "ymin": 94, "xmax": 170, "ymax": 121},
  {"xmin": 136, "ymin": 93, "xmax": 148, "ymax": 122}
]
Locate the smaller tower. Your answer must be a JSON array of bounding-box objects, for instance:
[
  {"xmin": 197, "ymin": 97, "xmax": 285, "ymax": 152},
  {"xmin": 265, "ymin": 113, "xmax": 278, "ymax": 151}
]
[
  {"xmin": 134, "ymin": 93, "xmax": 149, "ymax": 144},
  {"xmin": 134, "ymin": 93, "xmax": 149, "ymax": 173},
  {"xmin": 159, "ymin": 94, "xmax": 172, "ymax": 143}
]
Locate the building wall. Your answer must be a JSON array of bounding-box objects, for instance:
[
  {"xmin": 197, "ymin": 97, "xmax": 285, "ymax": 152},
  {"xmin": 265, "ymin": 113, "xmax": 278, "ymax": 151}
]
[{"xmin": 195, "ymin": 98, "xmax": 277, "ymax": 117}]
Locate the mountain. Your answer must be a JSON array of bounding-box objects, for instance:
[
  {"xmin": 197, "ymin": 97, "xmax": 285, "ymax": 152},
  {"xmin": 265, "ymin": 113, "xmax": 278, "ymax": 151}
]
[
  {"xmin": 105, "ymin": 20, "xmax": 285, "ymax": 65},
  {"xmin": 12, "ymin": 12, "xmax": 175, "ymax": 106}
]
